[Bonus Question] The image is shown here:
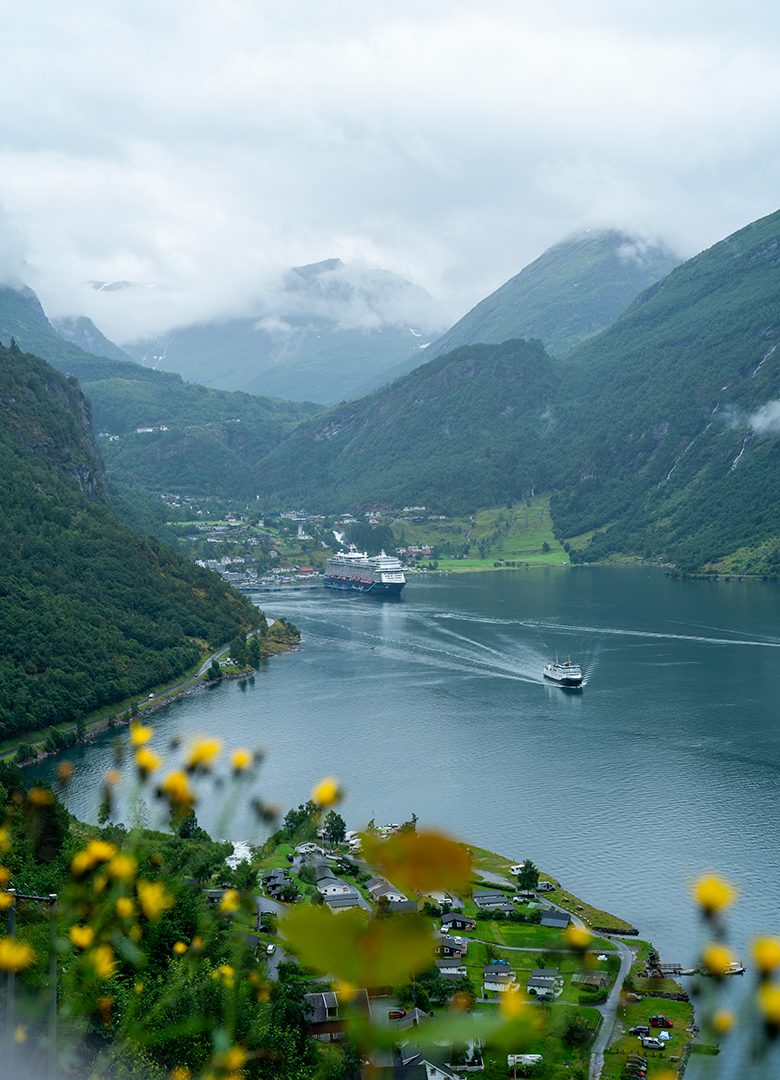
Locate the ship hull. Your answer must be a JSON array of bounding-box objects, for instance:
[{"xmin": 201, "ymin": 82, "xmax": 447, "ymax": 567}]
[
  {"xmin": 324, "ymin": 575, "xmax": 405, "ymax": 596},
  {"xmin": 543, "ymin": 671, "xmax": 583, "ymax": 687}
]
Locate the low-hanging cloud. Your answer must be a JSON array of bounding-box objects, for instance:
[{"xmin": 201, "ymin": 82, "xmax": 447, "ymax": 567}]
[
  {"xmin": 748, "ymin": 400, "xmax": 780, "ymax": 436},
  {"xmin": 2, "ymin": 2, "xmax": 780, "ymax": 340}
]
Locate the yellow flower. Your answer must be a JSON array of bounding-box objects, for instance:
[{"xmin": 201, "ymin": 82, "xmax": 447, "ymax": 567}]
[
  {"xmin": 752, "ymin": 937, "xmax": 780, "ymax": 975},
  {"xmin": 0, "ymin": 866, "xmax": 9, "ymax": 887},
  {"xmin": 186, "ymin": 738, "xmax": 222, "ymax": 770},
  {"xmin": 108, "ymin": 854, "xmax": 137, "ymax": 882},
  {"xmin": 87, "ymin": 839, "xmax": 117, "ymax": 863},
  {"xmin": 71, "ymin": 850, "xmax": 95, "ymax": 877},
  {"xmin": 231, "ymin": 747, "xmax": 253, "ymax": 772},
  {"xmin": 311, "ymin": 776, "xmax": 343, "ymax": 807},
  {"xmin": 0, "ymin": 827, "xmax": 9, "ymax": 853},
  {"xmin": 565, "ymin": 924, "xmax": 592, "ymax": 951},
  {"xmin": 173, "ymin": 941, "xmax": 188, "ymax": 955},
  {"xmin": 134, "ymin": 981, "xmax": 144, "ymax": 994},
  {"xmin": 27, "ymin": 787, "xmax": 53, "ymax": 806},
  {"xmin": 93, "ymin": 872, "xmax": 108, "ymax": 895},
  {"xmin": 135, "ymin": 747, "xmax": 161, "ymax": 775},
  {"xmin": 170, "ymin": 1069, "xmax": 191, "ymax": 1080},
  {"xmin": 219, "ymin": 889, "xmax": 241, "ymax": 913},
  {"xmin": 130, "ymin": 722, "xmax": 153, "ymax": 748},
  {"xmin": 500, "ymin": 986, "xmax": 526, "ymax": 1019},
  {"xmin": 14, "ymin": 1025, "xmax": 26, "ymax": 1043},
  {"xmin": 69, "ymin": 925, "xmax": 95, "ymax": 949},
  {"xmin": 712, "ymin": 1009, "xmax": 736, "ymax": 1034},
  {"xmin": 129, "ymin": 924, "xmax": 142, "ymax": 942},
  {"xmin": 90, "ymin": 944, "xmax": 116, "ymax": 980},
  {"xmin": 702, "ymin": 942, "xmax": 736, "ymax": 976},
  {"xmin": 105, "ymin": 769, "xmax": 122, "ymax": 786},
  {"xmin": 0, "ymin": 937, "xmax": 35, "ymax": 972},
  {"xmin": 693, "ymin": 874, "xmax": 736, "ymax": 914},
  {"xmin": 210, "ymin": 964, "xmax": 235, "ymax": 988},
  {"xmin": 137, "ymin": 880, "xmax": 175, "ymax": 921},
  {"xmin": 115, "ymin": 897, "xmax": 135, "ymax": 919},
  {"xmin": 160, "ymin": 771, "xmax": 195, "ymax": 808},
  {"xmin": 335, "ymin": 979, "xmax": 356, "ymax": 999},
  {"xmin": 0, "ymin": 892, "xmax": 14, "ymax": 912},
  {"xmin": 57, "ymin": 761, "xmax": 74, "ymax": 783},
  {"xmin": 757, "ymin": 984, "xmax": 780, "ymax": 1025},
  {"xmin": 222, "ymin": 1047, "xmax": 247, "ymax": 1070}
]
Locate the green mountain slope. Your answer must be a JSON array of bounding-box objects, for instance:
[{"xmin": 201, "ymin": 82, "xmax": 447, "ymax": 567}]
[
  {"xmin": 0, "ymin": 341, "xmax": 261, "ymax": 741},
  {"xmin": 254, "ymin": 339, "xmax": 558, "ymax": 512},
  {"xmin": 0, "ymin": 282, "xmax": 321, "ymax": 497},
  {"xmin": 252, "ymin": 209, "xmax": 780, "ymax": 573},
  {"xmin": 125, "ymin": 259, "xmax": 445, "ymax": 404},
  {"xmin": 552, "ymin": 209, "xmax": 780, "ymax": 571},
  {"xmin": 378, "ymin": 231, "xmax": 679, "ymax": 387}
]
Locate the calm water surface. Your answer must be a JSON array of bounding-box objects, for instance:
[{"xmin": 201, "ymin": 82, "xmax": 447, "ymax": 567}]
[{"xmin": 32, "ymin": 566, "xmax": 780, "ymax": 1076}]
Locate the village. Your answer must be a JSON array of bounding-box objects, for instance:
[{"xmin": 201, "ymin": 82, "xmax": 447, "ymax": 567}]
[{"xmin": 205, "ymin": 817, "xmax": 698, "ymax": 1080}]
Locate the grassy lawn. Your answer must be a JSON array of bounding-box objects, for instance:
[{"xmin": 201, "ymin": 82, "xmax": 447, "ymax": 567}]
[
  {"xmin": 476, "ymin": 1002, "xmax": 599, "ymax": 1080},
  {"xmin": 602, "ymin": 994, "xmax": 695, "ymax": 1080},
  {"xmin": 391, "ymin": 497, "xmax": 569, "ymax": 572},
  {"xmin": 536, "ymin": 884, "xmax": 638, "ymax": 936}
]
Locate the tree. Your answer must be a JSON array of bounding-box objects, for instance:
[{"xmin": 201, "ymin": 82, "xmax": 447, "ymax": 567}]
[
  {"xmin": 208, "ymin": 659, "xmax": 222, "ymax": 681},
  {"xmin": 517, "ymin": 859, "xmax": 540, "ymax": 891},
  {"xmin": 323, "ymin": 810, "xmax": 347, "ymax": 847}
]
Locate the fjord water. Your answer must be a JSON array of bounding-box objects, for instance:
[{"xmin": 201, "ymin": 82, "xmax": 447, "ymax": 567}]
[{"xmin": 34, "ymin": 567, "xmax": 780, "ymax": 1071}]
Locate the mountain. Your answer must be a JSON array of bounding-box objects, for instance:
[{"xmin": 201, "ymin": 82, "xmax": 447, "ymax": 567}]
[
  {"xmin": 123, "ymin": 259, "xmax": 445, "ymax": 404},
  {"xmin": 0, "ymin": 281, "xmax": 321, "ymax": 497},
  {"xmin": 51, "ymin": 313, "xmax": 133, "ymax": 362},
  {"xmin": 251, "ymin": 209, "xmax": 780, "ymax": 573},
  {"xmin": 253, "ymin": 338, "xmax": 558, "ymax": 512},
  {"xmin": 551, "ymin": 208, "xmax": 780, "ymax": 572},
  {"xmin": 0, "ymin": 339, "xmax": 260, "ymax": 742},
  {"xmin": 379, "ymin": 231, "xmax": 679, "ymax": 389}
]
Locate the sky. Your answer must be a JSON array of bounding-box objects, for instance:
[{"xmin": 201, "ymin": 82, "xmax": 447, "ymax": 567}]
[{"xmin": 1, "ymin": 0, "xmax": 780, "ymax": 341}]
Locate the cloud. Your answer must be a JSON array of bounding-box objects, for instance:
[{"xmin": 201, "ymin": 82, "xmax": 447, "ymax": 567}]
[
  {"xmin": 748, "ymin": 401, "xmax": 780, "ymax": 436},
  {"xmin": 1, "ymin": 2, "xmax": 780, "ymax": 340}
]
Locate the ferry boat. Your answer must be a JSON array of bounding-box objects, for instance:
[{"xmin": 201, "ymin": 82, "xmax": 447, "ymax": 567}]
[
  {"xmin": 543, "ymin": 655, "xmax": 583, "ymax": 687},
  {"xmin": 324, "ymin": 549, "xmax": 406, "ymax": 596}
]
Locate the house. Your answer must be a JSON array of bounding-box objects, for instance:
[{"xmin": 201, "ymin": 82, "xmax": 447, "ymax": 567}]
[
  {"xmin": 427, "ymin": 891, "xmax": 465, "ymax": 911},
  {"xmin": 367, "ymin": 875, "xmax": 408, "ymax": 905},
  {"xmin": 572, "ymin": 970, "xmax": 610, "ymax": 990},
  {"xmin": 304, "ymin": 989, "xmax": 370, "ymax": 1042},
  {"xmin": 440, "ymin": 913, "xmax": 476, "ymax": 932},
  {"xmin": 295, "ymin": 842, "xmax": 324, "ymax": 856},
  {"xmin": 472, "ymin": 892, "xmax": 515, "ymax": 914},
  {"xmin": 482, "ymin": 964, "xmax": 517, "ymax": 995},
  {"xmin": 435, "ymin": 933, "xmax": 468, "ymax": 958},
  {"xmin": 539, "ymin": 909, "xmax": 571, "ymax": 929},
  {"xmin": 388, "ymin": 899, "xmax": 419, "ymax": 914},
  {"xmin": 436, "ymin": 958, "xmax": 468, "ymax": 978},
  {"xmin": 526, "ymin": 969, "xmax": 564, "ymax": 998},
  {"xmin": 368, "ymin": 1044, "xmax": 466, "ymax": 1080},
  {"xmin": 324, "ymin": 891, "xmax": 362, "ymax": 911}
]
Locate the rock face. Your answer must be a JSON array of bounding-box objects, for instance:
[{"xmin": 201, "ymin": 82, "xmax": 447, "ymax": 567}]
[{"xmin": 51, "ymin": 314, "xmax": 133, "ymax": 364}]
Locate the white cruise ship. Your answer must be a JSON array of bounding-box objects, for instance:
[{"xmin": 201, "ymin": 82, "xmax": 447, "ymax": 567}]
[
  {"xmin": 324, "ymin": 549, "xmax": 406, "ymax": 595},
  {"xmin": 543, "ymin": 655, "xmax": 584, "ymax": 687}
]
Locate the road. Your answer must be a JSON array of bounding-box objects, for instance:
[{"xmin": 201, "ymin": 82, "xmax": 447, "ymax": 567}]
[
  {"xmin": 471, "ymin": 868, "xmax": 635, "ymax": 1079},
  {"xmin": 588, "ymin": 936, "xmax": 635, "ymax": 1079}
]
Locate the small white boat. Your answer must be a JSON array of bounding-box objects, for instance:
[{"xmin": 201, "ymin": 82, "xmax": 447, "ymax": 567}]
[{"xmin": 543, "ymin": 654, "xmax": 583, "ymax": 687}]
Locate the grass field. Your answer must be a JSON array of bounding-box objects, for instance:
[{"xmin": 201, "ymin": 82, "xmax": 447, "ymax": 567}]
[{"xmin": 390, "ymin": 497, "xmax": 569, "ymax": 572}]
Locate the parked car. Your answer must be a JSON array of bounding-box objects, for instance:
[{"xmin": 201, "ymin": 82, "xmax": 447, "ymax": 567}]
[
  {"xmin": 628, "ymin": 1025, "xmax": 650, "ymax": 1036},
  {"xmin": 388, "ymin": 1009, "xmax": 406, "ymax": 1020},
  {"xmin": 623, "ymin": 1068, "xmax": 646, "ymax": 1079},
  {"xmin": 640, "ymin": 1037, "xmax": 665, "ymax": 1050},
  {"xmin": 649, "ymin": 1015, "xmax": 673, "ymax": 1028},
  {"xmin": 266, "ymin": 943, "xmax": 275, "ymax": 955},
  {"xmin": 626, "ymin": 1056, "xmax": 647, "ymax": 1066},
  {"xmin": 537, "ymin": 881, "xmax": 556, "ymax": 892}
]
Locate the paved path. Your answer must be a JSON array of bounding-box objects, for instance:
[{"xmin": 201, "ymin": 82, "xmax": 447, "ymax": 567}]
[{"xmin": 589, "ymin": 936, "xmax": 634, "ymax": 1079}]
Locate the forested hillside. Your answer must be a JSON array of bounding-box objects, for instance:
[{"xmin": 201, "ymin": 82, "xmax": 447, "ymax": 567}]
[
  {"xmin": 0, "ymin": 282, "xmax": 321, "ymax": 497},
  {"xmin": 0, "ymin": 341, "xmax": 261, "ymax": 741},
  {"xmin": 382, "ymin": 231, "xmax": 678, "ymax": 387},
  {"xmin": 251, "ymin": 209, "xmax": 780, "ymax": 573},
  {"xmin": 552, "ymin": 209, "xmax": 780, "ymax": 571},
  {"xmin": 255, "ymin": 339, "xmax": 558, "ymax": 512}
]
